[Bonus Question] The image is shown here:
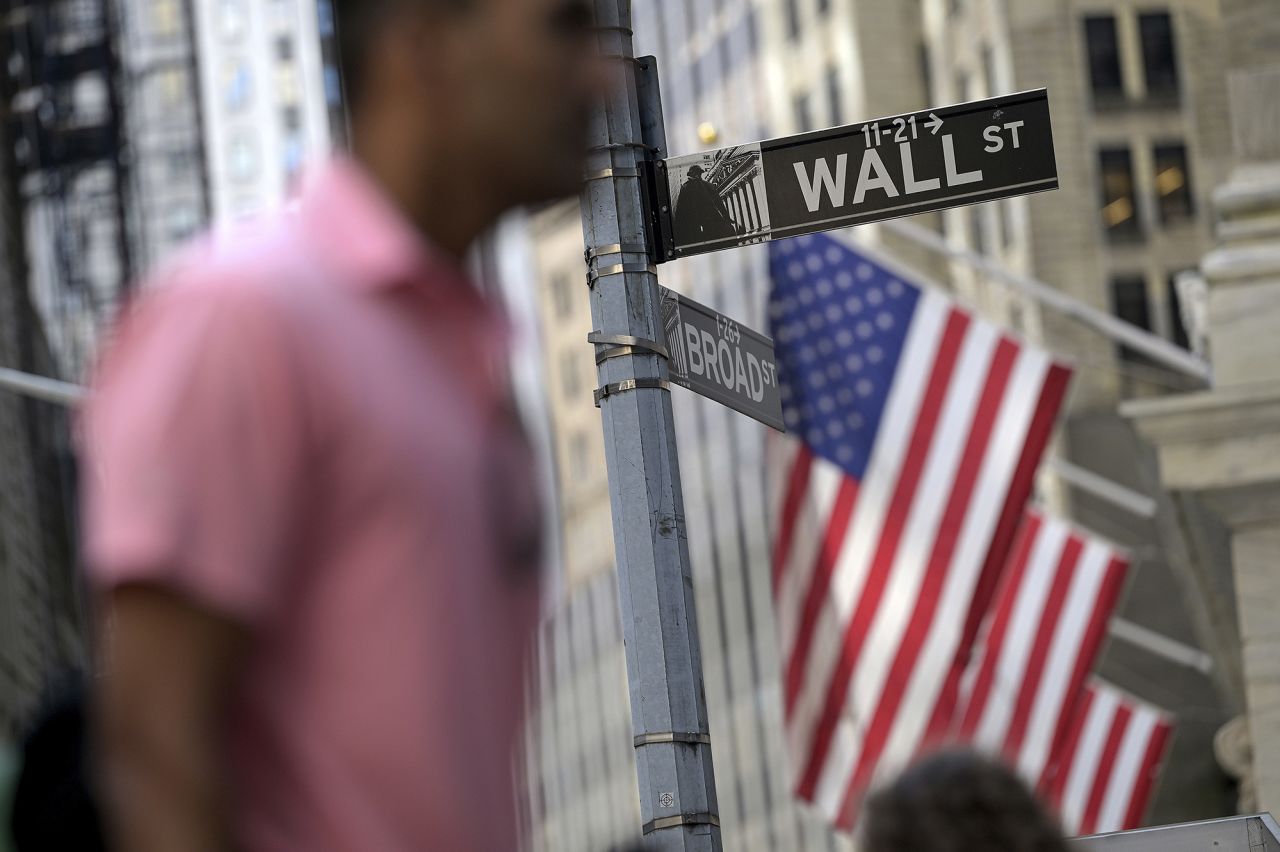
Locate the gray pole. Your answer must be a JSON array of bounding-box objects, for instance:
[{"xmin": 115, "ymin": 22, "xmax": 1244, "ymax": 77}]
[{"xmin": 578, "ymin": 3, "xmax": 722, "ymax": 851}]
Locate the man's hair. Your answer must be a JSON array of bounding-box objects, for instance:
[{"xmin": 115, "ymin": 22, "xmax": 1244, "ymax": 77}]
[
  {"xmin": 333, "ymin": 0, "xmax": 471, "ymax": 108},
  {"xmin": 861, "ymin": 750, "xmax": 1070, "ymax": 852}
]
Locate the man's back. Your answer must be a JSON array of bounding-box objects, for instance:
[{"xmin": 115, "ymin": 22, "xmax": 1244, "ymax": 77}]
[{"xmin": 84, "ymin": 161, "xmax": 542, "ymax": 851}]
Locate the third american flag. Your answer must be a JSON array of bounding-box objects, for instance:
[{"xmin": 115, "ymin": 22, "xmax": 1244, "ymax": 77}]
[{"xmin": 766, "ymin": 231, "xmax": 1072, "ymax": 829}]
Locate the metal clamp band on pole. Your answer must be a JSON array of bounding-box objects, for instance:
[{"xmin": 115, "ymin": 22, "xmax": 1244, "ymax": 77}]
[
  {"xmin": 634, "ymin": 732, "xmax": 711, "ymax": 748},
  {"xmin": 585, "ymin": 242, "xmax": 650, "ymax": 263},
  {"xmin": 591, "ymin": 24, "xmax": 634, "ymax": 36},
  {"xmin": 586, "ymin": 141, "xmax": 658, "ymax": 155},
  {"xmin": 593, "ymin": 378, "xmax": 670, "ymax": 407},
  {"xmin": 642, "ymin": 813, "xmax": 721, "ymax": 835},
  {"xmin": 583, "ymin": 166, "xmax": 640, "ymax": 182},
  {"xmin": 588, "ymin": 331, "xmax": 669, "ymax": 360},
  {"xmin": 587, "ymin": 262, "xmax": 655, "ymax": 286}
]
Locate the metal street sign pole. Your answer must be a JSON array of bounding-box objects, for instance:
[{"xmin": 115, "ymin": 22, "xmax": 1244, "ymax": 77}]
[{"xmin": 579, "ymin": 3, "xmax": 721, "ymax": 850}]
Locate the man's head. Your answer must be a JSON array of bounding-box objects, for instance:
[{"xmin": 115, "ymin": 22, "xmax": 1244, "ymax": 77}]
[
  {"xmin": 335, "ymin": 0, "xmax": 599, "ymax": 224},
  {"xmin": 861, "ymin": 750, "xmax": 1069, "ymax": 852},
  {"xmin": 687, "ymin": 165, "xmax": 705, "ymax": 181}
]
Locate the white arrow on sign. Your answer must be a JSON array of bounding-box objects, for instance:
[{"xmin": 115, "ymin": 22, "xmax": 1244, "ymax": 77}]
[{"xmin": 926, "ymin": 113, "xmax": 943, "ymax": 135}]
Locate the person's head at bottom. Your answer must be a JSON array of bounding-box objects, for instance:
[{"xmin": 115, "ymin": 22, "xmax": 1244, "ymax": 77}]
[{"xmin": 861, "ymin": 749, "xmax": 1069, "ymax": 852}]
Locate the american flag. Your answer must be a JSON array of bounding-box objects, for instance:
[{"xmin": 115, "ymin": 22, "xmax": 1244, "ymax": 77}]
[
  {"xmin": 1043, "ymin": 679, "xmax": 1174, "ymax": 836},
  {"xmin": 955, "ymin": 509, "xmax": 1130, "ymax": 788},
  {"xmin": 766, "ymin": 231, "xmax": 1072, "ymax": 829}
]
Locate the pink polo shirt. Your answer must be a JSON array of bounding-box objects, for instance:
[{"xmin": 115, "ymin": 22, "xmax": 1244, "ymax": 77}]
[{"xmin": 82, "ymin": 159, "xmax": 543, "ymax": 851}]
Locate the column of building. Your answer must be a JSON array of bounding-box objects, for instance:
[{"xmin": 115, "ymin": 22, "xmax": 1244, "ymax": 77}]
[{"xmin": 1124, "ymin": 0, "xmax": 1280, "ymax": 814}]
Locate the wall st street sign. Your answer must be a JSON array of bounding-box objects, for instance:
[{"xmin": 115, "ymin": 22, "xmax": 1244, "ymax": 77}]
[
  {"xmin": 660, "ymin": 287, "xmax": 785, "ymax": 432},
  {"xmin": 656, "ymin": 89, "xmax": 1057, "ymax": 261}
]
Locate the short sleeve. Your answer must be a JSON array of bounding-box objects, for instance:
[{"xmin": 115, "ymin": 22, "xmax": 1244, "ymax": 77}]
[{"xmin": 80, "ymin": 274, "xmax": 313, "ymax": 627}]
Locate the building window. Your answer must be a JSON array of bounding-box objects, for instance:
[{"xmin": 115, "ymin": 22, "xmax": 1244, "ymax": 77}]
[
  {"xmin": 283, "ymin": 105, "xmax": 302, "ymax": 131},
  {"xmin": 826, "ymin": 66, "xmax": 842, "ymax": 126},
  {"xmin": 552, "ymin": 272, "xmax": 574, "ymax": 318},
  {"xmin": 227, "ymin": 134, "xmax": 259, "ymax": 182},
  {"xmin": 793, "ymin": 93, "xmax": 811, "ymax": 132},
  {"xmin": 1111, "ymin": 276, "xmax": 1152, "ymax": 363},
  {"xmin": 221, "ymin": 60, "xmax": 252, "ymax": 112},
  {"xmin": 1153, "ymin": 143, "xmax": 1193, "ymax": 224},
  {"xmin": 785, "ymin": 0, "xmax": 800, "ymax": 41},
  {"xmin": 283, "ymin": 133, "xmax": 305, "ymax": 180},
  {"xmin": 276, "ymin": 65, "xmax": 301, "ymax": 106},
  {"xmin": 1084, "ymin": 16, "xmax": 1123, "ymax": 102},
  {"xmin": 159, "ymin": 67, "xmax": 186, "ymax": 107},
  {"xmin": 998, "ymin": 201, "xmax": 1012, "ymax": 250},
  {"xmin": 818, "ymin": 0, "xmax": 830, "ymax": 15},
  {"xmin": 152, "ymin": 0, "xmax": 180, "ymax": 36},
  {"xmin": 969, "ymin": 208, "xmax": 986, "ymax": 256},
  {"xmin": 165, "ymin": 204, "xmax": 200, "ymax": 243},
  {"xmin": 569, "ymin": 431, "xmax": 590, "ymax": 480},
  {"xmin": 324, "ymin": 66, "xmax": 343, "ymax": 106},
  {"xmin": 982, "ymin": 45, "xmax": 998, "ymax": 97},
  {"xmin": 1167, "ymin": 275, "xmax": 1191, "ymax": 350},
  {"xmin": 1099, "ymin": 147, "xmax": 1140, "ymax": 240},
  {"xmin": 1139, "ymin": 12, "xmax": 1179, "ymax": 98},
  {"xmin": 276, "ymin": 36, "xmax": 295, "ymax": 62},
  {"xmin": 560, "ymin": 350, "xmax": 579, "ymax": 398},
  {"xmin": 219, "ymin": 0, "xmax": 246, "ymax": 41},
  {"xmin": 316, "ymin": 0, "xmax": 335, "ymax": 37}
]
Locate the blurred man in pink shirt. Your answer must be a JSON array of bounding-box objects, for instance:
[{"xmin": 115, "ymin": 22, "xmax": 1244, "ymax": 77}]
[{"xmin": 82, "ymin": 1, "xmax": 600, "ymax": 850}]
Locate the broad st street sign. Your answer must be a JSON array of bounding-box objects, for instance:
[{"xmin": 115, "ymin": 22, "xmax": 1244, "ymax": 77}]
[
  {"xmin": 656, "ymin": 89, "xmax": 1058, "ymax": 261},
  {"xmin": 660, "ymin": 287, "xmax": 785, "ymax": 432}
]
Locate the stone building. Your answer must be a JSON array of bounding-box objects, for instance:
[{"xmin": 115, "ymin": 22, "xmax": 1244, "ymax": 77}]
[
  {"xmin": 920, "ymin": 0, "xmax": 1242, "ymax": 822},
  {"xmin": 1124, "ymin": 0, "xmax": 1280, "ymax": 817}
]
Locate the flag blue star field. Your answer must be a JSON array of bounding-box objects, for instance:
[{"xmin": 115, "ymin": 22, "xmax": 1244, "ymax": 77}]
[{"xmin": 765, "ymin": 231, "xmax": 1073, "ymax": 830}]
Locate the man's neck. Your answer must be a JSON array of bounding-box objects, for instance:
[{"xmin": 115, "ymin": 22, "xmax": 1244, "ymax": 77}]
[{"xmin": 350, "ymin": 132, "xmax": 496, "ymax": 261}]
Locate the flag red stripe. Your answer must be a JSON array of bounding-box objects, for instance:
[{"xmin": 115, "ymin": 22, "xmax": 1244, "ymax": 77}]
[
  {"xmin": 959, "ymin": 363, "xmax": 1071, "ymax": 655},
  {"xmin": 784, "ymin": 478, "xmax": 859, "ymax": 719},
  {"xmin": 919, "ymin": 362, "xmax": 1071, "ymax": 748},
  {"xmin": 955, "ymin": 513, "xmax": 1044, "ymax": 739},
  {"xmin": 1062, "ymin": 557, "xmax": 1128, "ymax": 728},
  {"xmin": 1122, "ymin": 717, "xmax": 1172, "ymax": 829},
  {"xmin": 1042, "ymin": 686, "xmax": 1097, "ymax": 804},
  {"xmin": 795, "ymin": 309, "xmax": 971, "ymax": 799},
  {"xmin": 1003, "ymin": 535, "xmax": 1085, "ymax": 760},
  {"xmin": 1041, "ymin": 555, "xmax": 1129, "ymax": 790},
  {"xmin": 832, "ymin": 335, "xmax": 1020, "ymax": 828},
  {"xmin": 1080, "ymin": 704, "xmax": 1133, "ymax": 835},
  {"xmin": 772, "ymin": 446, "xmax": 814, "ymax": 595}
]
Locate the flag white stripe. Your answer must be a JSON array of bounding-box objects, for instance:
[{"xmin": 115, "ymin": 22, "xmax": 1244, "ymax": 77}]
[
  {"xmin": 861, "ymin": 346, "xmax": 1053, "ymax": 794},
  {"xmin": 785, "ymin": 292, "xmax": 950, "ymax": 767},
  {"xmin": 812, "ymin": 319, "xmax": 999, "ymax": 816},
  {"xmin": 1062, "ymin": 689, "xmax": 1119, "ymax": 833},
  {"xmin": 973, "ymin": 517, "xmax": 1069, "ymax": 749},
  {"xmin": 1096, "ymin": 711, "xmax": 1157, "ymax": 833},
  {"xmin": 776, "ymin": 460, "xmax": 844, "ymax": 665},
  {"xmin": 1016, "ymin": 540, "xmax": 1112, "ymax": 782}
]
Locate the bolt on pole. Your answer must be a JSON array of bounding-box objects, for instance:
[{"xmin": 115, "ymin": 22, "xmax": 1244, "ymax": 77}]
[{"xmin": 578, "ymin": 3, "xmax": 722, "ymax": 851}]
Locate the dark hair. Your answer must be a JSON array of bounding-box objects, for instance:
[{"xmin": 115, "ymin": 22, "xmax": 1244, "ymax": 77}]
[
  {"xmin": 333, "ymin": 0, "xmax": 472, "ymax": 108},
  {"xmin": 861, "ymin": 750, "xmax": 1069, "ymax": 852}
]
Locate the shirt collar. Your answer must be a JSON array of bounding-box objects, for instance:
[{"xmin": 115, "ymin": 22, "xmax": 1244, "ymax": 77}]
[{"xmin": 299, "ymin": 156, "xmax": 475, "ymax": 298}]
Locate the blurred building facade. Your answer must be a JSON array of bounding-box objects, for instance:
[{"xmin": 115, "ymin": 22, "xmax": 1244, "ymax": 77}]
[
  {"xmin": 0, "ymin": 0, "xmax": 341, "ymax": 746},
  {"xmin": 520, "ymin": 0, "xmax": 1251, "ymax": 848}
]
